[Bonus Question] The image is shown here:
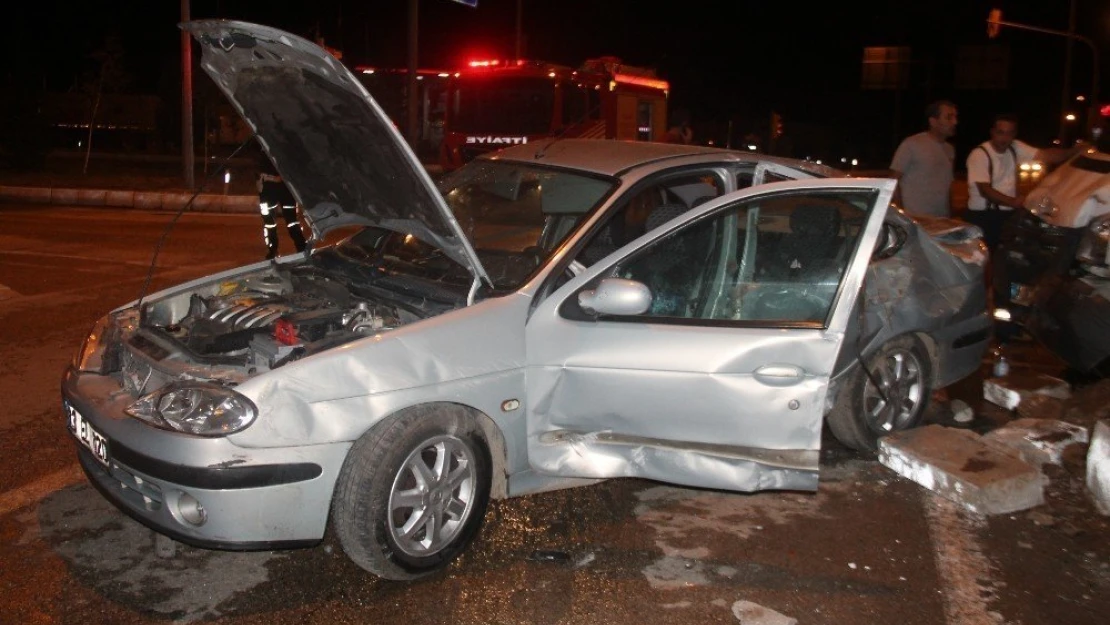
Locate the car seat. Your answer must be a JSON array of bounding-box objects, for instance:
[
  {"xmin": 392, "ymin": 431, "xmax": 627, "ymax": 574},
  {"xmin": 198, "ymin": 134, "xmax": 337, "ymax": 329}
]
[{"xmin": 766, "ymin": 204, "xmax": 843, "ymax": 281}]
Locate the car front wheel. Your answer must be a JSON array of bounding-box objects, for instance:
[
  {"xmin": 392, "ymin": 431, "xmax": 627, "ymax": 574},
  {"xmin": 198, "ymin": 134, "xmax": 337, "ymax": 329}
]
[
  {"xmin": 332, "ymin": 405, "xmax": 491, "ymax": 579},
  {"xmin": 827, "ymin": 335, "xmax": 931, "ymax": 453}
]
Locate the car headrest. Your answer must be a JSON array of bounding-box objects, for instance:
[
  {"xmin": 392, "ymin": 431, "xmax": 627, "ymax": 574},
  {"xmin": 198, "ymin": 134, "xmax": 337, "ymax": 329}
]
[
  {"xmin": 646, "ymin": 203, "xmax": 689, "ymax": 232},
  {"xmin": 790, "ymin": 205, "xmax": 842, "ymax": 238}
]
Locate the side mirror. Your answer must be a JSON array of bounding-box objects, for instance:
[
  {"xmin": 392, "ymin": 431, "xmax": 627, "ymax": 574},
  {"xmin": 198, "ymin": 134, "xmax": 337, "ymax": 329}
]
[
  {"xmin": 873, "ymin": 222, "xmax": 907, "ymax": 260},
  {"xmin": 578, "ymin": 278, "xmax": 652, "ymax": 316}
]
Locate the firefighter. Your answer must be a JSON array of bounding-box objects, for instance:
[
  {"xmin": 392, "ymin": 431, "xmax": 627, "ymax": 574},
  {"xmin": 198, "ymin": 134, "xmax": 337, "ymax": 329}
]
[{"xmin": 257, "ymin": 159, "xmax": 306, "ymax": 259}]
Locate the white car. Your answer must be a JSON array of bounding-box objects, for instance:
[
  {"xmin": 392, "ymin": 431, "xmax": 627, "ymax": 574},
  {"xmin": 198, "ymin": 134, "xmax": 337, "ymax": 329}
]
[
  {"xmin": 999, "ymin": 139, "xmax": 1110, "ymax": 375},
  {"xmin": 62, "ymin": 20, "xmax": 990, "ymax": 580}
]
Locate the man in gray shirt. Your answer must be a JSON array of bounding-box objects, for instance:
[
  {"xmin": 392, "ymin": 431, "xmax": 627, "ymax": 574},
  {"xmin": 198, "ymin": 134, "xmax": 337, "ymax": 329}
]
[{"xmin": 890, "ymin": 100, "xmax": 959, "ymax": 218}]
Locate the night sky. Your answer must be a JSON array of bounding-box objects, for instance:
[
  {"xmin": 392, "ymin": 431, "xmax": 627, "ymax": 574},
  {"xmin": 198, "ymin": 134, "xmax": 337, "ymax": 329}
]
[{"xmin": 6, "ymin": 0, "xmax": 1110, "ymax": 164}]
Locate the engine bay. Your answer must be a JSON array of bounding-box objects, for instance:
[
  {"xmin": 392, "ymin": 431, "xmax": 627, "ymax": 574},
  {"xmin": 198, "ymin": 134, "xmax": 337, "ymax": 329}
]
[{"xmin": 131, "ymin": 261, "xmax": 444, "ymax": 380}]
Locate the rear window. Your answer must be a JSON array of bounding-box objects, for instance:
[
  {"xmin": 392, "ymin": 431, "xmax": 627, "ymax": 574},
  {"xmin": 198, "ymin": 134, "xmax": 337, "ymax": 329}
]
[{"xmin": 1071, "ymin": 155, "xmax": 1110, "ymax": 174}]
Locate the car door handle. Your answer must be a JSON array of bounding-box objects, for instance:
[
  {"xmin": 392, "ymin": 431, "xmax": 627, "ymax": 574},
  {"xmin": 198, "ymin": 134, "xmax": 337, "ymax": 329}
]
[{"xmin": 753, "ymin": 364, "xmax": 806, "ymax": 386}]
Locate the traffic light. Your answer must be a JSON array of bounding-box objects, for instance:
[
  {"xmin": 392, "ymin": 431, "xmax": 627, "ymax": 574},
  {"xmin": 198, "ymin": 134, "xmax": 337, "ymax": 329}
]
[
  {"xmin": 771, "ymin": 112, "xmax": 784, "ymax": 139},
  {"xmin": 987, "ymin": 9, "xmax": 1002, "ymax": 39}
]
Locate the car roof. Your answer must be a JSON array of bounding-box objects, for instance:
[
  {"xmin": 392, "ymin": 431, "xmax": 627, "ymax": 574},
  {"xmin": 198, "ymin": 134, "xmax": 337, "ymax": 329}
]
[{"xmin": 483, "ymin": 138, "xmax": 846, "ymax": 179}]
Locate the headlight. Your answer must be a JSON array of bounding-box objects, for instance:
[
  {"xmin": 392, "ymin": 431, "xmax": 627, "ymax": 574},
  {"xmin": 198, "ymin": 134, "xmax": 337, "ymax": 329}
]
[
  {"xmin": 1077, "ymin": 213, "xmax": 1110, "ymax": 274},
  {"xmin": 73, "ymin": 315, "xmax": 115, "ymax": 373},
  {"xmin": 126, "ymin": 384, "xmax": 257, "ymax": 436}
]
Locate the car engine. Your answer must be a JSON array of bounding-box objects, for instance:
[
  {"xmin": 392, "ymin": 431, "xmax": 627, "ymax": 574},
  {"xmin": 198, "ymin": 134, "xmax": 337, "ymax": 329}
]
[{"xmin": 126, "ymin": 263, "xmax": 430, "ymax": 388}]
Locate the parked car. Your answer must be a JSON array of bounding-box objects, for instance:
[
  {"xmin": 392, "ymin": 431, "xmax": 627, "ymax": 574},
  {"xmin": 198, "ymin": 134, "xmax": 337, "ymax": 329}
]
[
  {"xmin": 62, "ymin": 20, "xmax": 990, "ymax": 580},
  {"xmin": 995, "ymin": 131, "xmax": 1110, "ymax": 376}
]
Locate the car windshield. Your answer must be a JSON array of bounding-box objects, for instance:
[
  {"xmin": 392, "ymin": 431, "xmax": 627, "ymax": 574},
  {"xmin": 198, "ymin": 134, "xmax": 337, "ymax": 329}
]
[
  {"xmin": 333, "ymin": 160, "xmax": 615, "ymax": 295},
  {"xmin": 440, "ymin": 159, "xmax": 616, "ymax": 290}
]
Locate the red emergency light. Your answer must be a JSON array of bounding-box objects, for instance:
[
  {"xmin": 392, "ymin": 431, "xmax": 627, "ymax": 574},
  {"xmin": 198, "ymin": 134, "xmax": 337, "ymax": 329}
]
[
  {"xmin": 1101, "ymin": 103, "xmax": 1110, "ymax": 117},
  {"xmin": 612, "ymin": 72, "xmax": 670, "ymax": 92}
]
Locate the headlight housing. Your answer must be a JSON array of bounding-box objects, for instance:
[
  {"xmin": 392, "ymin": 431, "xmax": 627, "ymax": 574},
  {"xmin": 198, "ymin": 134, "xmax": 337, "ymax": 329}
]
[
  {"xmin": 73, "ymin": 315, "xmax": 116, "ymax": 373},
  {"xmin": 126, "ymin": 384, "xmax": 257, "ymax": 436},
  {"xmin": 1077, "ymin": 213, "xmax": 1110, "ymax": 276}
]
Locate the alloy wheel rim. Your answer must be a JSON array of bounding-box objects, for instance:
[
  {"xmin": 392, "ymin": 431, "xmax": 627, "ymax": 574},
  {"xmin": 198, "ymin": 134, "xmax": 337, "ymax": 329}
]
[
  {"xmin": 388, "ymin": 434, "xmax": 477, "ymax": 557},
  {"xmin": 863, "ymin": 349, "xmax": 924, "ymax": 434}
]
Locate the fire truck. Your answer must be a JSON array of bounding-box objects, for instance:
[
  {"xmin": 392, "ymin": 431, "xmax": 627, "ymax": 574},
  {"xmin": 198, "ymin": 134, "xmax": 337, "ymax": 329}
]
[
  {"xmin": 353, "ymin": 65, "xmax": 452, "ymax": 162},
  {"xmin": 440, "ymin": 56, "xmax": 670, "ymax": 170}
]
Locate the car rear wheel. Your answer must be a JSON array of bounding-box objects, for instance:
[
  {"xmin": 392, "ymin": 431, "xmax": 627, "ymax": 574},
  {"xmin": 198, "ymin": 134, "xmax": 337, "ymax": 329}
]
[
  {"xmin": 827, "ymin": 335, "xmax": 931, "ymax": 453},
  {"xmin": 332, "ymin": 405, "xmax": 491, "ymax": 579}
]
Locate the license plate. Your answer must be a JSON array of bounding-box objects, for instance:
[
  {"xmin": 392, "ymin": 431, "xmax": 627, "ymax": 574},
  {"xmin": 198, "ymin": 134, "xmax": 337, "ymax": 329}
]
[{"xmin": 66, "ymin": 403, "xmax": 110, "ymax": 467}]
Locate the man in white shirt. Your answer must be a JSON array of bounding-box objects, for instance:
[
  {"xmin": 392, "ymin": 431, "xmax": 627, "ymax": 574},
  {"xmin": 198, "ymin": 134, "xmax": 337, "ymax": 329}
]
[{"xmin": 966, "ymin": 113, "xmax": 1086, "ymax": 251}]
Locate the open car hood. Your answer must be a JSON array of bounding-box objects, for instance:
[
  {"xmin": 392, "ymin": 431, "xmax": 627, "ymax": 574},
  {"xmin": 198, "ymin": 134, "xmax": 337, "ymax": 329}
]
[{"xmin": 184, "ymin": 20, "xmax": 489, "ymax": 285}]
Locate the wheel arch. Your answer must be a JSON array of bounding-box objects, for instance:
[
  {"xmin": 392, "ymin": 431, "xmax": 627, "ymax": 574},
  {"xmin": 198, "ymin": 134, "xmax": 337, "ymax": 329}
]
[
  {"xmin": 911, "ymin": 330, "xmax": 940, "ymax": 389},
  {"xmin": 356, "ymin": 401, "xmax": 510, "ymax": 500}
]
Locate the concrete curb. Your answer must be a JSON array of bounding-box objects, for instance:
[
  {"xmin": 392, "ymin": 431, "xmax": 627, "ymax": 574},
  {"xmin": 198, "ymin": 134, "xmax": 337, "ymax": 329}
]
[{"xmin": 0, "ymin": 184, "xmax": 257, "ymax": 213}]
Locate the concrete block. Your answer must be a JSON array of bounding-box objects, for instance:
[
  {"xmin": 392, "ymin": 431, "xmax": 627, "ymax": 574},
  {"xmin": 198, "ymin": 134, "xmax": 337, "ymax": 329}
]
[
  {"xmin": 189, "ymin": 194, "xmax": 221, "ymax": 211},
  {"xmin": 1015, "ymin": 394, "xmax": 1067, "ymax": 421},
  {"xmin": 75, "ymin": 189, "xmax": 107, "ymax": 206},
  {"xmin": 221, "ymin": 195, "xmax": 258, "ymax": 213},
  {"xmin": 982, "ymin": 418, "xmax": 1089, "ymax": 468},
  {"xmin": 1088, "ymin": 421, "xmax": 1110, "ymax": 516},
  {"xmin": 51, "ymin": 188, "xmax": 79, "ymax": 205},
  {"xmin": 104, "ymin": 190, "xmax": 136, "ymax": 208},
  {"xmin": 160, "ymin": 192, "xmax": 195, "ymax": 212},
  {"xmin": 0, "ymin": 185, "xmax": 52, "ymax": 203},
  {"xmin": 133, "ymin": 192, "xmax": 164, "ymax": 210},
  {"xmin": 984, "ymin": 371, "xmax": 1071, "ymax": 411},
  {"xmin": 879, "ymin": 424, "xmax": 1045, "ymax": 515}
]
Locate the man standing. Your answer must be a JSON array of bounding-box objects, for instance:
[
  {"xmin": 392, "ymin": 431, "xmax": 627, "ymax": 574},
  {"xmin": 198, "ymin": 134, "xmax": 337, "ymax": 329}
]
[
  {"xmin": 258, "ymin": 159, "xmax": 307, "ymax": 260},
  {"xmin": 965, "ymin": 113, "xmax": 1086, "ymax": 251},
  {"xmin": 662, "ymin": 109, "xmax": 693, "ymax": 144},
  {"xmin": 890, "ymin": 100, "xmax": 959, "ymax": 217}
]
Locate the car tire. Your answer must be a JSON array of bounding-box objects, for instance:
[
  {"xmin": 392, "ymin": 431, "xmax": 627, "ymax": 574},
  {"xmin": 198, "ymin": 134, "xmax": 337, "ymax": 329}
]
[
  {"xmin": 827, "ymin": 335, "xmax": 931, "ymax": 454},
  {"xmin": 332, "ymin": 404, "xmax": 492, "ymax": 579}
]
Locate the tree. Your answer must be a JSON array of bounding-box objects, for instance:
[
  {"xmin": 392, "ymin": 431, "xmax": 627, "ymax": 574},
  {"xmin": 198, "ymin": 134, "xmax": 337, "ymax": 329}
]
[{"xmin": 77, "ymin": 35, "xmax": 133, "ymax": 173}]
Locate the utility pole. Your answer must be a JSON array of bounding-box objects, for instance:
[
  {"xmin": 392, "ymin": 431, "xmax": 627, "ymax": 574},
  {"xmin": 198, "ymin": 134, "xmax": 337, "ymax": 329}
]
[
  {"xmin": 515, "ymin": 0, "xmax": 522, "ymax": 60},
  {"xmin": 406, "ymin": 0, "xmax": 419, "ymax": 146},
  {"xmin": 988, "ymin": 8, "xmax": 1100, "ymax": 135},
  {"xmin": 181, "ymin": 0, "xmax": 195, "ymax": 190},
  {"xmin": 1059, "ymin": 0, "xmax": 1077, "ymax": 141}
]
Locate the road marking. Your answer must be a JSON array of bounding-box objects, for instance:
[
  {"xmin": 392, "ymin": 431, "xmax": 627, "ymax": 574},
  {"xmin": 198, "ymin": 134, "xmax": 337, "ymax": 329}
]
[
  {"xmin": 0, "ymin": 464, "xmax": 85, "ymax": 518},
  {"xmin": 925, "ymin": 494, "xmax": 1007, "ymax": 625}
]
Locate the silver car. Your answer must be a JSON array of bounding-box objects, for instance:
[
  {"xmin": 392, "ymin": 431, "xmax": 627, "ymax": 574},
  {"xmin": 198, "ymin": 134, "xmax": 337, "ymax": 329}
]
[{"xmin": 62, "ymin": 21, "xmax": 990, "ymax": 580}]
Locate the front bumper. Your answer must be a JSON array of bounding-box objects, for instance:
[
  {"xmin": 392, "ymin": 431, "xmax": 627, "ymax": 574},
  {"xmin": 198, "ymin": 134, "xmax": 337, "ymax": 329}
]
[
  {"xmin": 62, "ymin": 368, "xmax": 351, "ymax": 550},
  {"xmin": 931, "ymin": 312, "xmax": 993, "ymax": 388}
]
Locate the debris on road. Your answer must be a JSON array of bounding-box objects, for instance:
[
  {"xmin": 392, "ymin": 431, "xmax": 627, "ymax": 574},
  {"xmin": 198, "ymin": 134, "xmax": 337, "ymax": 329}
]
[
  {"xmin": 984, "ymin": 371, "xmax": 1071, "ymax": 411},
  {"xmin": 982, "ymin": 418, "xmax": 1089, "ymax": 468},
  {"xmin": 879, "ymin": 424, "xmax": 1046, "ymax": 514},
  {"xmin": 731, "ymin": 600, "xmax": 798, "ymax": 625},
  {"xmin": 528, "ymin": 549, "xmax": 571, "ymax": 563},
  {"xmin": 949, "ymin": 398, "xmax": 975, "ymax": 424},
  {"xmin": 1088, "ymin": 420, "xmax": 1110, "ymax": 515}
]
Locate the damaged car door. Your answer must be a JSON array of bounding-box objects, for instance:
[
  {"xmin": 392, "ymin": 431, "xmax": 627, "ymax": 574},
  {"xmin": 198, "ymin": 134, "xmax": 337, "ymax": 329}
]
[{"xmin": 524, "ymin": 178, "xmax": 896, "ymax": 492}]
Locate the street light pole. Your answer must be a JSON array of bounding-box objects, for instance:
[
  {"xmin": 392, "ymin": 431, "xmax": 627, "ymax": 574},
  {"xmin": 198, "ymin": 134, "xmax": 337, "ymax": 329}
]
[
  {"xmin": 406, "ymin": 0, "xmax": 420, "ymax": 146},
  {"xmin": 181, "ymin": 0, "xmax": 195, "ymax": 190},
  {"xmin": 1059, "ymin": 0, "xmax": 1077, "ymax": 141},
  {"xmin": 515, "ymin": 0, "xmax": 522, "ymax": 60},
  {"xmin": 988, "ymin": 11, "xmax": 1100, "ymax": 134}
]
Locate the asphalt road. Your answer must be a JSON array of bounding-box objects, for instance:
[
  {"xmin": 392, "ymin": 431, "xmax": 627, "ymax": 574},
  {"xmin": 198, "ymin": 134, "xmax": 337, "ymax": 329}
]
[{"xmin": 1, "ymin": 204, "xmax": 1107, "ymax": 624}]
